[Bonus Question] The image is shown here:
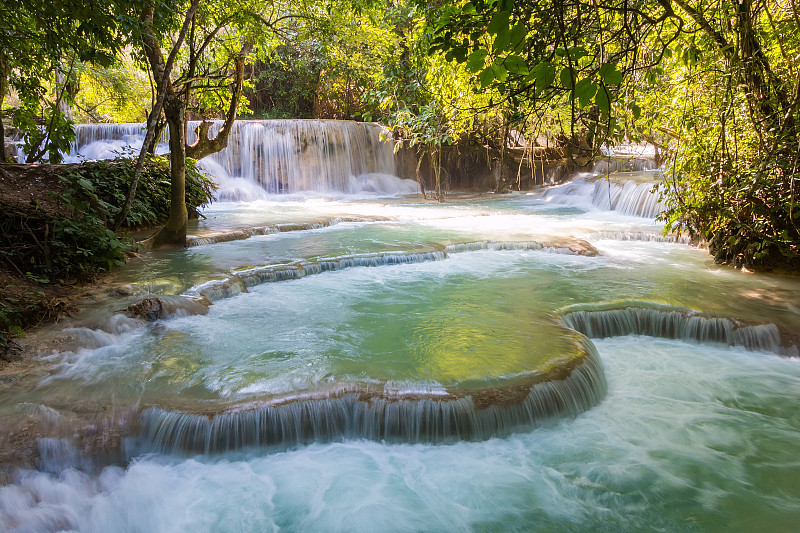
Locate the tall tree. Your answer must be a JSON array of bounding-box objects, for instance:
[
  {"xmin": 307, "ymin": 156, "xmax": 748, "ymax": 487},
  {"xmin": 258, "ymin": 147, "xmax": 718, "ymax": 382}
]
[
  {"xmin": 431, "ymin": 0, "xmax": 799, "ymax": 269},
  {"xmin": 130, "ymin": 0, "xmax": 296, "ymax": 246}
]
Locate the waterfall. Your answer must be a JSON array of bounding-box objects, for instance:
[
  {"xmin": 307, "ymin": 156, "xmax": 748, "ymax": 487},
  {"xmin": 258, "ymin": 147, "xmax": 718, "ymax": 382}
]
[
  {"xmin": 591, "ymin": 180, "xmax": 666, "ymax": 218},
  {"xmin": 192, "ymin": 120, "xmax": 405, "ymax": 197},
  {"xmin": 36, "ymin": 120, "xmax": 415, "ymax": 197},
  {"xmin": 544, "ymin": 177, "xmax": 667, "ymax": 218},
  {"xmin": 133, "ymin": 338, "xmax": 606, "ymax": 454},
  {"xmin": 585, "ymin": 231, "xmax": 690, "ymax": 244},
  {"xmin": 68, "ymin": 123, "xmax": 160, "ymax": 161},
  {"xmin": 560, "ymin": 303, "xmax": 799, "ymax": 356}
]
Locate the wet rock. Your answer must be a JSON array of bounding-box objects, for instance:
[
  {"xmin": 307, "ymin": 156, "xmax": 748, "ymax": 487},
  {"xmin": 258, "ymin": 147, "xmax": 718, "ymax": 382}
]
[
  {"xmin": 123, "ymin": 295, "xmax": 211, "ymax": 322},
  {"xmin": 114, "ymin": 285, "xmax": 135, "ymax": 296},
  {"xmin": 125, "ymin": 296, "xmax": 165, "ymax": 321}
]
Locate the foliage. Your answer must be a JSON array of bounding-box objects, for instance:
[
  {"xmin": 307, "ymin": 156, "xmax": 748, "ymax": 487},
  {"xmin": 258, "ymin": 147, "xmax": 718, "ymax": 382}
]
[
  {"xmin": 244, "ymin": 44, "xmax": 321, "ymax": 119},
  {"xmin": 6, "ymin": 0, "xmax": 799, "ymax": 270},
  {"xmin": 428, "ymin": 0, "xmax": 682, "ymax": 153},
  {"xmin": 429, "ymin": 0, "xmax": 800, "ymax": 270},
  {"xmin": 63, "ymin": 157, "xmax": 217, "ymax": 230},
  {"xmin": 0, "ymin": 158, "xmax": 216, "ymax": 284},
  {"xmin": 653, "ymin": 1, "xmax": 800, "ymax": 270},
  {"xmin": 0, "ymin": 0, "xmax": 131, "ymax": 162},
  {"xmin": 72, "ymin": 54, "xmax": 152, "ymax": 123}
]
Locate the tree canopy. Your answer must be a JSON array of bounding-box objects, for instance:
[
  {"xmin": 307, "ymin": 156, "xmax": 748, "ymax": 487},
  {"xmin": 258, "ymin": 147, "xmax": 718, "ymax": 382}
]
[{"xmin": 2, "ymin": 0, "xmax": 798, "ymax": 269}]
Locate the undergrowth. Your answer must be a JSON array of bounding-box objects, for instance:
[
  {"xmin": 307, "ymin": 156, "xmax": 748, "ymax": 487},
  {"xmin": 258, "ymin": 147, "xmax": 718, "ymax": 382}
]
[{"xmin": 0, "ymin": 156, "xmax": 216, "ymax": 353}]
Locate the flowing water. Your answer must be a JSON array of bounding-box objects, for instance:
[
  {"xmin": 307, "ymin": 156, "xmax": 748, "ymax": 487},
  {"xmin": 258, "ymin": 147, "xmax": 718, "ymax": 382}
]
[{"xmin": 2, "ymin": 121, "xmax": 800, "ymax": 532}]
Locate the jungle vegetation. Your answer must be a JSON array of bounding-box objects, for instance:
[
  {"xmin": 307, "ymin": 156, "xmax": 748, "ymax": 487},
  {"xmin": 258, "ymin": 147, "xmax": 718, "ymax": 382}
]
[{"xmin": 1, "ymin": 0, "xmax": 798, "ymax": 269}]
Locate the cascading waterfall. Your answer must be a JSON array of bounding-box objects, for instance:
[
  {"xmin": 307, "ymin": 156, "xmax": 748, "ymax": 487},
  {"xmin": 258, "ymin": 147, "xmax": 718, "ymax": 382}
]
[
  {"xmin": 591, "ymin": 179, "xmax": 666, "ymax": 217},
  {"xmin": 192, "ymin": 120, "xmax": 409, "ymax": 197},
  {"xmin": 544, "ymin": 177, "xmax": 667, "ymax": 218},
  {"xmin": 560, "ymin": 303, "xmax": 799, "ymax": 356},
  {"xmin": 68, "ymin": 123, "xmax": 161, "ymax": 161},
  {"xmin": 35, "ymin": 119, "xmax": 417, "ymax": 197},
  {"xmin": 133, "ymin": 335, "xmax": 606, "ymax": 454}
]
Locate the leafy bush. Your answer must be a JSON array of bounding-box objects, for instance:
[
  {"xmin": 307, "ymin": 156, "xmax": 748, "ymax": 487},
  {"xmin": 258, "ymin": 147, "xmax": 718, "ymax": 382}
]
[
  {"xmin": 45, "ymin": 156, "xmax": 217, "ymax": 278},
  {"xmin": 0, "ymin": 157, "xmax": 217, "ymax": 284},
  {"xmin": 61, "ymin": 156, "xmax": 217, "ymax": 229}
]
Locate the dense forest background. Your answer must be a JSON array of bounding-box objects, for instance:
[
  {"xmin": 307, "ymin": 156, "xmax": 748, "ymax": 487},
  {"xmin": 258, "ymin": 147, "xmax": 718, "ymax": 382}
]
[{"xmin": 1, "ymin": 0, "xmax": 798, "ymax": 269}]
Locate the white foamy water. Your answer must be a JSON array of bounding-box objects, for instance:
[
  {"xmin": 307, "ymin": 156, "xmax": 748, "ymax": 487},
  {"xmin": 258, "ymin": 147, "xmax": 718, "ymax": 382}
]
[
  {"xmin": 3, "ymin": 338, "xmax": 799, "ymax": 532},
  {"xmin": 30, "ymin": 120, "xmax": 419, "ymax": 198}
]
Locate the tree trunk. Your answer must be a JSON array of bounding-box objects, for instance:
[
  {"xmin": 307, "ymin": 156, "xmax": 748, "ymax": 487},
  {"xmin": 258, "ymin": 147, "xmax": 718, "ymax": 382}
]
[
  {"xmin": 0, "ymin": 53, "xmax": 7, "ymax": 162},
  {"xmin": 155, "ymin": 95, "xmax": 189, "ymax": 247},
  {"xmin": 415, "ymin": 149, "xmax": 427, "ymax": 199},
  {"xmin": 186, "ymin": 45, "xmax": 250, "ymax": 161},
  {"xmin": 116, "ymin": 0, "xmax": 199, "ymax": 235},
  {"xmin": 433, "ymin": 148, "xmax": 443, "ymax": 202}
]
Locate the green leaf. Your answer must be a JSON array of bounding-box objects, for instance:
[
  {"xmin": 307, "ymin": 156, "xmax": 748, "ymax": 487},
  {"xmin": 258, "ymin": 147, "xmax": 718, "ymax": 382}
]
[
  {"xmin": 492, "ymin": 63, "xmax": 508, "ymax": 82},
  {"xmin": 466, "ymin": 49, "xmax": 489, "ymax": 73},
  {"xmin": 509, "ymin": 23, "xmax": 527, "ymax": 48},
  {"xmin": 493, "ymin": 27, "xmax": 511, "ymax": 52},
  {"xmin": 559, "ymin": 67, "xmax": 574, "ymax": 90},
  {"xmin": 574, "ymin": 78, "xmax": 598, "ymax": 108},
  {"xmin": 568, "ymin": 46, "xmax": 588, "ymax": 60},
  {"xmin": 452, "ymin": 46, "xmax": 469, "ymax": 62},
  {"xmin": 595, "ymin": 86, "xmax": 611, "ymax": 114},
  {"xmin": 631, "ymin": 103, "xmax": 642, "ymax": 119},
  {"xmin": 504, "ymin": 55, "xmax": 529, "ymax": 75},
  {"xmin": 479, "ymin": 66, "xmax": 496, "ymax": 88},
  {"xmin": 487, "ymin": 11, "xmax": 511, "ymax": 35},
  {"xmin": 531, "ymin": 61, "xmax": 556, "ymax": 92},
  {"xmin": 599, "ymin": 63, "xmax": 623, "ymax": 85}
]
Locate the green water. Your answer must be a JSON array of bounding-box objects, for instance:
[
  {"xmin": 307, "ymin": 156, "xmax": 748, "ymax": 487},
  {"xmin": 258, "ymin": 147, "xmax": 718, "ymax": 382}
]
[{"xmin": 2, "ymin": 177, "xmax": 800, "ymax": 532}]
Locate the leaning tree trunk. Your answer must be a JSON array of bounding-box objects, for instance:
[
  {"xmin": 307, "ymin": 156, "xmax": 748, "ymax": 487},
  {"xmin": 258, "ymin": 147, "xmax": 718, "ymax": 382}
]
[
  {"xmin": 0, "ymin": 53, "xmax": 7, "ymax": 162},
  {"xmin": 415, "ymin": 148, "xmax": 427, "ymax": 199},
  {"xmin": 154, "ymin": 95, "xmax": 189, "ymax": 247},
  {"xmin": 116, "ymin": 0, "xmax": 199, "ymax": 233},
  {"xmin": 432, "ymin": 148, "xmax": 444, "ymax": 202}
]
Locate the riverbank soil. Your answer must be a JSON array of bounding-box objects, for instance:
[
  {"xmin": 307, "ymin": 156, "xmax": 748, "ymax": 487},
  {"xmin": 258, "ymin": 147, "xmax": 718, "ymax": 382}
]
[{"xmin": 0, "ymin": 164, "xmax": 84, "ymax": 364}]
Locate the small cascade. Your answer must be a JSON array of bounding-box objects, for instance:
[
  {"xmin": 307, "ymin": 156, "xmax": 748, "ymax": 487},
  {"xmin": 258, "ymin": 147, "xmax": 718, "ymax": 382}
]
[
  {"xmin": 66, "ymin": 123, "xmax": 161, "ymax": 162},
  {"xmin": 230, "ymin": 251, "xmax": 445, "ymax": 294},
  {"xmin": 560, "ymin": 303, "xmax": 799, "ymax": 356},
  {"xmin": 186, "ymin": 276, "xmax": 249, "ymax": 303},
  {"xmin": 37, "ymin": 438, "xmax": 95, "ymax": 475},
  {"xmin": 585, "ymin": 231, "xmax": 691, "ymax": 244},
  {"xmin": 183, "ymin": 241, "xmax": 596, "ymax": 303},
  {"xmin": 186, "ymin": 216, "xmax": 391, "ymax": 247},
  {"xmin": 591, "ymin": 180, "xmax": 666, "ymax": 218},
  {"xmin": 544, "ymin": 178, "xmax": 666, "ymax": 218},
  {"xmin": 134, "ymin": 340, "xmax": 606, "ymax": 454},
  {"xmin": 443, "ymin": 240, "xmax": 598, "ymax": 256},
  {"xmin": 592, "ymin": 157, "xmax": 658, "ymax": 174}
]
